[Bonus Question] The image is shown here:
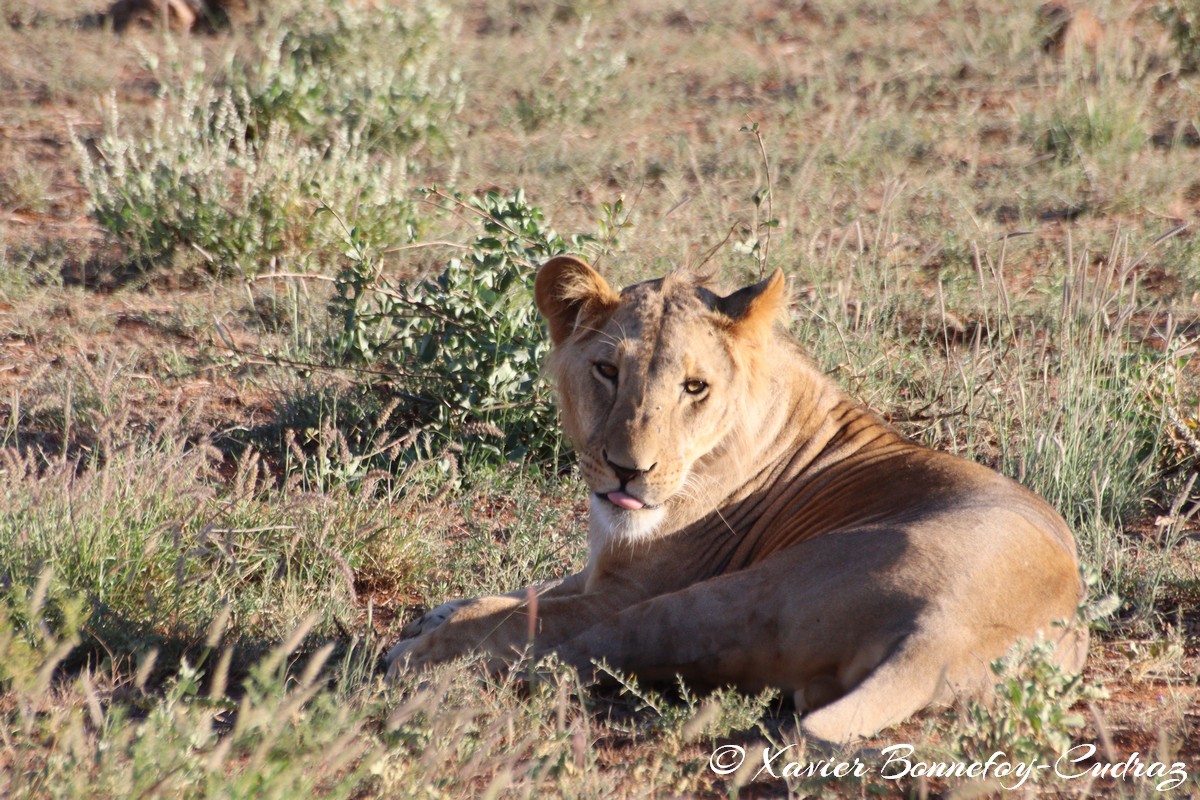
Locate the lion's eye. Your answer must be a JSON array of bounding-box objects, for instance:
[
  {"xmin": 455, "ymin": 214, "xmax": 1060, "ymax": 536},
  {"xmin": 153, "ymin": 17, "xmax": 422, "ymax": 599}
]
[
  {"xmin": 684, "ymin": 379, "xmax": 708, "ymax": 395},
  {"xmin": 595, "ymin": 362, "xmax": 619, "ymax": 382}
]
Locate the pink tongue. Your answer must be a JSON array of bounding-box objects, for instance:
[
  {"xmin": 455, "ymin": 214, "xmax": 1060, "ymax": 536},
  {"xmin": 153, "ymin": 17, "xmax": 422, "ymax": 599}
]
[{"xmin": 607, "ymin": 491, "xmax": 646, "ymax": 510}]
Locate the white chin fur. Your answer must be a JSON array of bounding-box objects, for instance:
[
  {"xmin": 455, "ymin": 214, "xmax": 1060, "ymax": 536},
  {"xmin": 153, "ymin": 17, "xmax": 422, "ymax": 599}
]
[{"xmin": 589, "ymin": 495, "xmax": 667, "ymax": 547}]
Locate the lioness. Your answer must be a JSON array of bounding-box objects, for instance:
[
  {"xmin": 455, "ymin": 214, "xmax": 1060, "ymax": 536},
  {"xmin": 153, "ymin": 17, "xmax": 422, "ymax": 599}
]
[{"xmin": 386, "ymin": 256, "xmax": 1088, "ymax": 743}]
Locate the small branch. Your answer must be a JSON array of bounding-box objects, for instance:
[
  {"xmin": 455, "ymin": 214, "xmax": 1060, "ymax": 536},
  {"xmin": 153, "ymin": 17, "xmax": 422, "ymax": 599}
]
[
  {"xmin": 382, "ymin": 240, "xmax": 472, "ymax": 254},
  {"xmin": 422, "ymin": 186, "xmax": 525, "ymax": 242},
  {"xmin": 692, "ymin": 223, "xmax": 742, "ymax": 273},
  {"xmin": 744, "ymin": 120, "xmax": 776, "ymax": 277},
  {"xmin": 248, "ymin": 273, "xmax": 337, "ymax": 283},
  {"xmin": 211, "ymin": 318, "xmax": 431, "ymax": 385}
]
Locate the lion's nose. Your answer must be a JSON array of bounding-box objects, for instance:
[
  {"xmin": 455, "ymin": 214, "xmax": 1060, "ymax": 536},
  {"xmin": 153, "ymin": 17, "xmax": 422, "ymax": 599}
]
[{"xmin": 606, "ymin": 456, "xmax": 656, "ymax": 485}]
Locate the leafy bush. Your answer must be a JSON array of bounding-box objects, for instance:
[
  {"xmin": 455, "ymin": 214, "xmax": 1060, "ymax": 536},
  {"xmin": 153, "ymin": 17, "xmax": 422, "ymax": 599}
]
[
  {"xmin": 74, "ymin": 1, "xmax": 459, "ymax": 275},
  {"xmin": 329, "ymin": 190, "xmax": 596, "ymax": 466},
  {"xmin": 244, "ymin": 0, "xmax": 462, "ymax": 150},
  {"xmin": 951, "ymin": 636, "xmax": 1105, "ymax": 770},
  {"xmin": 78, "ymin": 82, "xmax": 328, "ymax": 274}
]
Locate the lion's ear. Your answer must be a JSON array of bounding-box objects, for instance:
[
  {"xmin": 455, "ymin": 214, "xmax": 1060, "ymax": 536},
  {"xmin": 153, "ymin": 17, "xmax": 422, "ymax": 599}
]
[
  {"xmin": 535, "ymin": 256, "xmax": 620, "ymax": 345},
  {"xmin": 717, "ymin": 268, "xmax": 788, "ymax": 339}
]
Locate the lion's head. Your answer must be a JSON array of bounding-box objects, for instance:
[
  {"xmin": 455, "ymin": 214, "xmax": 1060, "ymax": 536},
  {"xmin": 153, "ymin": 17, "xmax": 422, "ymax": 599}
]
[{"xmin": 534, "ymin": 256, "xmax": 789, "ymax": 542}]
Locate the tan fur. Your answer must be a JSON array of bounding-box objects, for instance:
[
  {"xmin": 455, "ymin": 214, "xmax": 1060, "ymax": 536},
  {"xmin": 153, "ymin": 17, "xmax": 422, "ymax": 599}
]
[{"xmin": 386, "ymin": 257, "xmax": 1088, "ymax": 744}]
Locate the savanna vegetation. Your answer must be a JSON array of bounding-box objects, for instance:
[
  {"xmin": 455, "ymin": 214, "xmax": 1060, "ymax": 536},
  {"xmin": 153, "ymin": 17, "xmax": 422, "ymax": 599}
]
[{"xmin": 1, "ymin": 0, "xmax": 1197, "ymax": 796}]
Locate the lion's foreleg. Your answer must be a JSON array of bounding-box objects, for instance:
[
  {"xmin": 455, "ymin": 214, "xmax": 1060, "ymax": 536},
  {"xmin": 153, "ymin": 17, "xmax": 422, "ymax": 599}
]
[
  {"xmin": 385, "ymin": 581, "xmax": 617, "ymax": 677},
  {"xmin": 396, "ymin": 573, "xmax": 585, "ymax": 640}
]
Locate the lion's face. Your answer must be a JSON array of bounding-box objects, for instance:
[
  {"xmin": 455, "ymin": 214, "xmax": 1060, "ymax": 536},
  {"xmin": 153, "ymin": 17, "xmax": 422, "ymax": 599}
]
[{"xmin": 535, "ymin": 257, "xmax": 786, "ymax": 542}]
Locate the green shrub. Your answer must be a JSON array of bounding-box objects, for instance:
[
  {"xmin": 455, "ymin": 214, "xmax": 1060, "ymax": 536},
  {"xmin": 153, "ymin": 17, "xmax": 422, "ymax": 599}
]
[
  {"xmin": 951, "ymin": 637, "xmax": 1105, "ymax": 771},
  {"xmin": 244, "ymin": 0, "xmax": 462, "ymax": 150},
  {"xmin": 76, "ymin": 75, "xmax": 424, "ymax": 276},
  {"xmin": 329, "ymin": 190, "xmax": 596, "ymax": 467},
  {"xmin": 74, "ymin": 0, "xmax": 460, "ymax": 275},
  {"xmin": 80, "ymin": 83, "xmax": 296, "ymax": 274}
]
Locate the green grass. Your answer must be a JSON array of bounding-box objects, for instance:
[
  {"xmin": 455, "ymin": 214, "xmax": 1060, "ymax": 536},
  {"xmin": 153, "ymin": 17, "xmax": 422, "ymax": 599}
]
[{"xmin": 2, "ymin": 0, "xmax": 1200, "ymax": 796}]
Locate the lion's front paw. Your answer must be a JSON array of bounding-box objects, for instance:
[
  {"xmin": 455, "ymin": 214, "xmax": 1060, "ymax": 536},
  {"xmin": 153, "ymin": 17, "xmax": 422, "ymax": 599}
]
[
  {"xmin": 384, "ymin": 598, "xmax": 474, "ymax": 681},
  {"xmin": 400, "ymin": 598, "xmax": 472, "ymax": 639},
  {"xmin": 386, "ymin": 623, "xmax": 481, "ymax": 680},
  {"xmin": 385, "ymin": 635, "xmax": 445, "ymax": 681},
  {"xmin": 384, "ymin": 637, "xmax": 418, "ymax": 680}
]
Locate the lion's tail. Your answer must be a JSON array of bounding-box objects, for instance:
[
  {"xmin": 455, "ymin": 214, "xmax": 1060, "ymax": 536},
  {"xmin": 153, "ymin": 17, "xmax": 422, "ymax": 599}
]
[
  {"xmin": 798, "ymin": 637, "xmax": 950, "ymax": 745},
  {"xmin": 799, "ymin": 620, "xmax": 1089, "ymax": 745}
]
